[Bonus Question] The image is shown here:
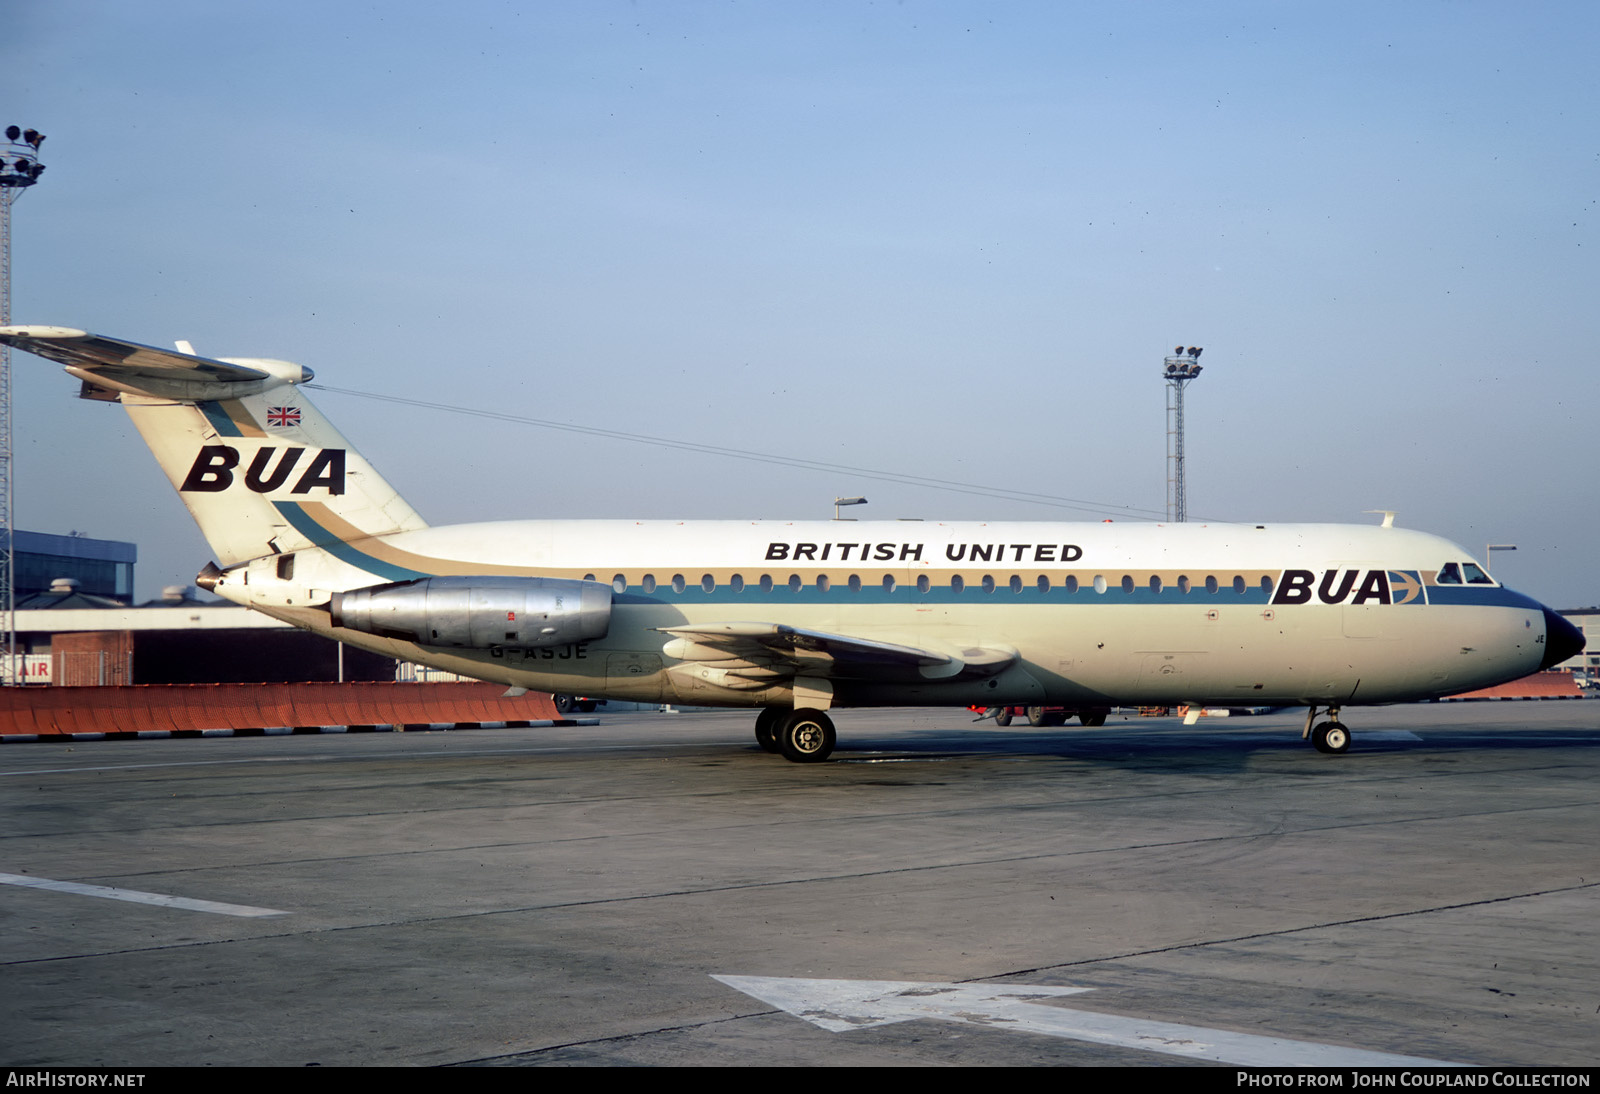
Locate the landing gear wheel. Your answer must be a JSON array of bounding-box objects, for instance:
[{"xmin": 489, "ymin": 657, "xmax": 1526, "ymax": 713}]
[
  {"xmin": 1026, "ymin": 706, "xmax": 1049, "ymax": 727},
  {"xmin": 1079, "ymin": 709, "xmax": 1108, "ymax": 727},
  {"xmin": 754, "ymin": 708, "xmax": 783, "ymax": 753},
  {"xmin": 1312, "ymin": 721, "xmax": 1350, "ymax": 754},
  {"xmin": 994, "ymin": 708, "xmax": 1014, "ymax": 727},
  {"xmin": 778, "ymin": 708, "xmax": 836, "ymax": 763},
  {"xmin": 552, "ymin": 694, "xmax": 574, "ymax": 715}
]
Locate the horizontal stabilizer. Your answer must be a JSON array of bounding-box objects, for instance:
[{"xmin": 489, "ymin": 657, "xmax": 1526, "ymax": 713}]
[
  {"xmin": 3, "ymin": 324, "xmax": 425, "ymax": 566},
  {"xmin": 0, "ymin": 326, "xmax": 310, "ymax": 400}
]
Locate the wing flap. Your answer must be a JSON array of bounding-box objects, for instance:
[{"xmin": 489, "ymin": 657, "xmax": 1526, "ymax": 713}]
[
  {"xmin": 660, "ymin": 622, "xmax": 952, "ymax": 672},
  {"xmin": 658, "ymin": 622, "xmax": 1016, "ymax": 683}
]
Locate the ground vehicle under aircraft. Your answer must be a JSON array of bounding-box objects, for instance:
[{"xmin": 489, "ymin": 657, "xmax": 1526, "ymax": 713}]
[
  {"xmin": 978, "ymin": 705, "xmax": 1110, "ymax": 728},
  {"xmin": 1, "ymin": 326, "xmax": 1583, "ymax": 762}
]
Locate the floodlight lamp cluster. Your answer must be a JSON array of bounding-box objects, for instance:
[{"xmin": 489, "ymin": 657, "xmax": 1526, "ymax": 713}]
[
  {"xmin": 1164, "ymin": 345, "xmax": 1203, "ymax": 379},
  {"xmin": 1, "ymin": 125, "xmax": 46, "ymax": 188}
]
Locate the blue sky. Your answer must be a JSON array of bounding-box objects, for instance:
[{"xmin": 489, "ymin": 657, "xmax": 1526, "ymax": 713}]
[{"xmin": 6, "ymin": 1, "xmax": 1596, "ymax": 606}]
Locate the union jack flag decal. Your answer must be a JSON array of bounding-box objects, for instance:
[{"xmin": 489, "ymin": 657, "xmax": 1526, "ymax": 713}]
[{"xmin": 266, "ymin": 406, "xmax": 301, "ymax": 428}]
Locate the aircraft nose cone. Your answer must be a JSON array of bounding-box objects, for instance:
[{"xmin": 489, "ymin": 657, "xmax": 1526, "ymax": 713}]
[{"xmin": 1541, "ymin": 608, "xmax": 1585, "ymax": 670}]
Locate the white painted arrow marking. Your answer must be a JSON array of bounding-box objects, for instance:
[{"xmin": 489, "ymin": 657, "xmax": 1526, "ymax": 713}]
[{"xmin": 713, "ymin": 976, "xmax": 1459, "ymax": 1067}]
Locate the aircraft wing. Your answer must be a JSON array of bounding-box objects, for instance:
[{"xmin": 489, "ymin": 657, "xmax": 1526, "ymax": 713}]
[
  {"xmin": 657, "ymin": 622, "xmax": 1016, "ymax": 689},
  {"xmin": 0, "ymin": 326, "xmax": 271, "ymax": 384}
]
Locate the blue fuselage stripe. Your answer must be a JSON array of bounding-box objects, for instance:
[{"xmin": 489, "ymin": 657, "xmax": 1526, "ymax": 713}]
[
  {"xmin": 199, "ymin": 401, "xmax": 243, "ymax": 437},
  {"xmin": 612, "ymin": 583, "xmax": 1538, "ymax": 609},
  {"xmin": 616, "ymin": 585, "xmax": 1272, "ymax": 606},
  {"xmin": 272, "ymin": 503, "xmax": 429, "ymax": 583},
  {"xmin": 1422, "ymin": 585, "xmax": 1544, "ymax": 610}
]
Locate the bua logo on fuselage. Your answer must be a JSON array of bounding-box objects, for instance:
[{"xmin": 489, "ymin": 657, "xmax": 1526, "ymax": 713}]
[
  {"xmin": 180, "ymin": 445, "xmax": 346, "ymax": 495},
  {"xmin": 1272, "ymin": 568, "xmax": 1394, "ymax": 606}
]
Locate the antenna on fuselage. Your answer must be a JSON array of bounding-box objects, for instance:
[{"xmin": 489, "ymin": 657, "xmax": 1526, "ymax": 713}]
[{"xmin": 1364, "ymin": 510, "xmax": 1397, "ymax": 529}]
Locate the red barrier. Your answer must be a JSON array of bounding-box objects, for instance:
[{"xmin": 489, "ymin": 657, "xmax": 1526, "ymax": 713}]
[
  {"xmin": 4, "ymin": 695, "xmax": 42, "ymax": 735},
  {"xmin": 0, "ymin": 682, "xmax": 563, "ymax": 737},
  {"xmin": 119, "ymin": 690, "xmax": 164, "ymax": 734},
  {"xmin": 1446, "ymin": 672, "xmax": 1585, "ymax": 701},
  {"xmin": 171, "ymin": 686, "xmax": 218, "ymax": 732}
]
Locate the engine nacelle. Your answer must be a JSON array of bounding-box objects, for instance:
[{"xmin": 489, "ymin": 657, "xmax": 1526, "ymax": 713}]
[{"xmin": 330, "ymin": 576, "xmax": 611, "ymax": 650}]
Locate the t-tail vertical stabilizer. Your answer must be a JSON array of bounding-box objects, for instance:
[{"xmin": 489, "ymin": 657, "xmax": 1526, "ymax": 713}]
[{"xmin": 0, "ymin": 326, "xmax": 426, "ymax": 566}]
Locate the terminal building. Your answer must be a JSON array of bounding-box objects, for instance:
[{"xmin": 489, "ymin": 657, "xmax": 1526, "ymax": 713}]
[
  {"xmin": 9, "ymin": 529, "xmax": 392, "ymax": 685},
  {"xmin": 14, "ymin": 529, "xmax": 135, "ymax": 602}
]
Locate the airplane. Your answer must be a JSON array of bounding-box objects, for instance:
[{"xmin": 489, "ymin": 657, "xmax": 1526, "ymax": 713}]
[{"xmin": 0, "ymin": 325, "xmax": 1584, "ymax": 762}]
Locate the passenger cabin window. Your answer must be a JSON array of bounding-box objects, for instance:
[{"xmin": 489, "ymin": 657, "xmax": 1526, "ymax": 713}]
[
  {"xmin": 700, "ymin": 574, "xmax": 715, "ymax": 593},
  {"xmin": 883, "ymin": 574, "xmax": 896, "ymax": 592},
  {"xmin": 1205, "ymin": 575, "xmax": 1218, "ymax": 594},
  {"xmin": 760, "ymin": 574, "xmax": 773, "ymax": 593},
  {"xmin": 730, "ymin": 574, "xmax": 745, "ymax": 592},
  {"xmin": 1232, "ymin": 576, "xmax": 1245, "ymax": 594},
  {"xmin": 1462, "ymin": 562, "xmax": 1493, "ymax": 585},
  {"xmin": 1148, "ymin": 575, "xmax": 1162, "ymax": 593},
  {"xmin": 1121, "ymin": 575, "xmax": 1134, "ymax": 594},
  {"xmin": 1038, "ymin": 575, "xmax": 1052, "ymax": 593},
  {"xmin": 671, "ymin": 574, "xmax": 686, "ymax": 593},
  {"xmin": 817, "ymin": 575, "xmax": 830, "ymax": 592},
  {"xmin": 788, "ymin": 574, "xmax": 802, "ymax": 593},
  {"xmin": 1437, "ymin": 563, "xmax": 1463, "ymax": 585},
  {"xmin": 642, "ymin": 574, "xmax": 657, "ymax": 593},
  {"xmin": 612, "ymin": 574, "xmax": 627, "ymax": 594},
  {"xmin": 1010, "ymin": 575, "xmax": 1023, "ymax": 594},
  {"xmin": 951, "ymin": 575, "xmax": 965, "ymax": 593},
  {"xmin": 848, "ymin": 574, "xmax": 861, "ymax": 593},
  {"xmin": 981, "ymin": 575, "xmax": 995, "ymax": 594},
  {"xmin": 917, "ymin": 575, "xmax": 930, "ymax": 593},
  {"xmin": 1178, "ymin": 575, "xmax": 1191, "ymax": 594}
]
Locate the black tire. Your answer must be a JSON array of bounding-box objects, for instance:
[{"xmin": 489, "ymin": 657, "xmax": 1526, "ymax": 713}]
[
  {"xmin": 1079, "ymin": 709, "xmax": 1108, "ymax": 727},
  {"xmin": 1044, "ymin": 711, "xmax": 1069, "ymax": 727},
  {"xmin": 1312, "ymin": 721, "xmax": 1350, "ymax": 754},
  {"xmin": 1026, "ymin": 706, "xmax": 1049, "ymax": 727},
  {"xmin": 552, "ymin": 694, "xmax": 574, "ymax": 715},
  {"xmin": 778, "ymin": 708, "xmax": 836, "ymax": 763},
  {"xmin": 754, "ymin": 708, "xmax": 783, "ymax": 753},
  {"xmin": 994, "ymin": 707, "xmax": 1013, "ymax": 727}
]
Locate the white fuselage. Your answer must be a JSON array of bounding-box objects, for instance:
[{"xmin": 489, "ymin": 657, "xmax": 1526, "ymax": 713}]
[{"xmin": 212, "ymin": 518, "xmax": 1551, "ymax": 710}]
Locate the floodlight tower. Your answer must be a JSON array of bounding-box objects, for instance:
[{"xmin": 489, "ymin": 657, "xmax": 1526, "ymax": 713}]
[
  {"xmin": 1163, "ymin": 345, "xmax": 1203, "ymax": 523},
  {"xmin": 0, "ymin": 125, "xmax": 46, "ymax": 683}
]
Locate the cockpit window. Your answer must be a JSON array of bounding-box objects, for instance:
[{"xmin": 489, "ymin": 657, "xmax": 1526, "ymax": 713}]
[
  {"xmin": 1437, "ymin": 562, "xmax": 1462, "ymax": 584},
  {"xmin": 1462, "ymin": 562, "xmax": 1493, "ymax": 585}
]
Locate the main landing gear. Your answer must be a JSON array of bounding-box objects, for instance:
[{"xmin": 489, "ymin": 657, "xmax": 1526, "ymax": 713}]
[
  {"xmin": 754, "ymin": 707, "xmax": 837, "ymax": 763},
  {"xmin": 1304, "ymin": 705, "xmax": 1351, "ymax": 754}
]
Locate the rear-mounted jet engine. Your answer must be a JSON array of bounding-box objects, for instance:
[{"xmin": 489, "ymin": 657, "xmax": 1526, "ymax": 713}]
[{"xmin": 331, "ymin": 576, "xmax": 611, "ymax": 650}]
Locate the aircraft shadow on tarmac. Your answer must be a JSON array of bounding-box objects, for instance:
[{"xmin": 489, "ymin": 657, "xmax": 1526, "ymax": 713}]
[{"xmin": 801, "ymin": 716, "xmax": 1600, "ymax": 775}]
